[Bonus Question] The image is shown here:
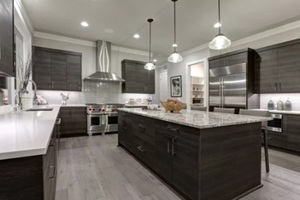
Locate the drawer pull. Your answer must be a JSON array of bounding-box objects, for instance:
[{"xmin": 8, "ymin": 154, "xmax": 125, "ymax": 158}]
[
  {"xmin": 49, "ymin": 166, "xmax": 56, "ymax": 178},
  {"xmin": 137, "ymin": 146, "xmax": 145, "ymax": 153},
  {"xmin": 138, "ymin": 124, "xmax": 145, "ymax": 129},
  {"xmin": 123, "ymin": 126, "xmax": 128, "ymax": 130}
]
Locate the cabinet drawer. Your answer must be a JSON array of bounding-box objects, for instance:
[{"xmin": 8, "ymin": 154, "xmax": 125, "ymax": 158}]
[{"xmin": 130, "ymin": 133, "xmax": 155, "ymax": 168}]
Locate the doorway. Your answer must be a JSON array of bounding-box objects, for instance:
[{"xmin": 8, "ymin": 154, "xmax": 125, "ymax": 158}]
[{"xmin": 159, "ymin": 69, "xmax": 168, "ymax": 102}]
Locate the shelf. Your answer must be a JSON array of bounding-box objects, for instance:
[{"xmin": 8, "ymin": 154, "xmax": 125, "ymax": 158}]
[
  {"xmin": 192, "ymin": 83, "xmax": 204, "ymax": 85},
  {"xmin": 192, "ymin": 90, "xmax": 204, "ymax": 92}
]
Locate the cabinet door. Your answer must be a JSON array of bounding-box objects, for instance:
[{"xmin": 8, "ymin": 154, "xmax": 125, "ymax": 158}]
[
  {"xmin": 146, "ymin": 70, "xmax": 155, "ymax": 94},
  {"xmin": 154, "ymin": 124, "xmax": 173, "ymax": 183},
  {"xmin": 33, "ymin": 50, "xmax": 51, "ymax": 90},
  {"xmin": 172, "ymin": 126, "xmax": 199, "ymax": 200},
  {"xmin": 286, "ymin": 115, "xmax": 300, "ymax": 152},
  {"xmin": 277, "ymin": 44, "xmax": 300, "ymax": 93},
  {"xmin": 255, "ymin": 49, "xmax": 278, "ymax": 93},
  {"xmin": 225, "ymin": 52, "xmax": 248, "ymax": 66},
  {"xmin": 0, "ymin": 77, "xmax": 6, "ymax": 89},
  {"xmin": 50, "ymin": 53, "xmax": 67, "ymax": 90},
  {"xmin": 67, "ymin": 55, "xmax": 82, "ymax": 91},
  {"xmin": 0, "ymin": 0, "xmax": 14, "ymax": 76},
  {"xmin": 69, "ymin": 107, "xmax": 87, "ymax": 134}
]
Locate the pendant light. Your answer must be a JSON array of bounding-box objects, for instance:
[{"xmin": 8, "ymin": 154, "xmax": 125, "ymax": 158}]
[
  {"xmin": 144, "ymin": 18, "xmax": 156, "ymax": 70},
  {"xmin": 168, "ymin": 0, "xmax": 183, "ymax": 63},
  {"xmin": 209, "ymin": 0, "xmax": 231, "ymax": 50}
]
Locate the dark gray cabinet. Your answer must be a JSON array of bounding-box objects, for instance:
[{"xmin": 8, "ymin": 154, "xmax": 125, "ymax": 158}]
[
  {"xmin": 60, "ymin": 107, "xmax": 87, "ymax": 137},
  {"xmin": 255, "ymin": 39, "xmax": 300, "ymax": 93},
  {"xmin": 0, "ymin": 127, "xmax": 57, "ymax": 200},
  {"xmin": 268, "ymin": 113, "xmax": 300, "ymax": 152},
  {"xmin": 0, "ymin": 0, "xmax": 14, "ymax": 77},
  {"xmin": 121, "ymin": 59, "xmax": 155, "ymax": 94},
  {"xmin": 0, "ymin": 77, "xmax": 6, "ymax": 89},
  {"xmin": 118, "ymin": 111, "xmax": 199, "ymax": 200},
  {"xmin": 33, "ymin": 47, "xmax": 82, "ymax": 91}
]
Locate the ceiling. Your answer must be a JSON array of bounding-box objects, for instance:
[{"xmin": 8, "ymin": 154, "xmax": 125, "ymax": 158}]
[{"xmin": 22, "ymin": 0, "xmax": 300, "ymax": 62}]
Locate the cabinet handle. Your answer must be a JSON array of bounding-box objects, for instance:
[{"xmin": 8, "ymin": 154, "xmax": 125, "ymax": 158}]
[
  {"xmin": 138, "ymin": 124, "xmax": 145, "ymax": 129},
  {"xmin": 51, "ymin": 81, "xmax": 54, "ymax": 89},
  {"xmin": 167, "ymin": 137, "xmax": 171, "ymax": 153},
  {"xmin": 49, "ymin": 81, "xmax": 51, "ymax": 88},
  {"xmin": 137, "ymin": 146, "xmax": 145, "ymax": 153},
  {"xmin": 279, "ymin": 82, "xmax": 281, "ymax": 91},
  {"xmin": 171, "ymin": 138, "xmax": 176, "ymax": 155},
  {"xmin": 274, "ymin": 83, "xmax": 277, "ymax": 91},
  {"xmin": 49, "ymin": 165, "xmax": 56, "ymax": 178},
  {"xmin": 168, "ymin": 126, "xmax": 178, "ymax": 132},
  {"xmin": 122, "ymin": 126, "xmax": 127, "ymax": 130}
]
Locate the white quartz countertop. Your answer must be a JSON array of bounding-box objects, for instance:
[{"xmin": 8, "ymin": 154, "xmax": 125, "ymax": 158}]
[
  {"xmin": 250, "ymin": 109, "xmax": 300, "ymax": 115},
  {"xmin": 118, "ymin": 108, "xmax": 271, "ymax": 129},
  {"xmin": 0, "ymin": 106, "xmax": 60, "ymax": 160}
]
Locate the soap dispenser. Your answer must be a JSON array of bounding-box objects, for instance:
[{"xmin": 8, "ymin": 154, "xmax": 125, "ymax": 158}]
[
  {"xmin": 285, "ymin": 98, "xmax": 292, "ymax": 111},
  {"xmin": 267, "ymin": 99, "xmax": 275, "ymax": 110},
  {"xmin": 277, "ymin": 98, "xmax": 284, "ymax": 110}
]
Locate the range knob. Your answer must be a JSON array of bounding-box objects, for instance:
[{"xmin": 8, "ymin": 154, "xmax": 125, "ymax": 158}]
[{"xmin": 101, "ymin": 108, "xmax": 106, "ymax": 112}]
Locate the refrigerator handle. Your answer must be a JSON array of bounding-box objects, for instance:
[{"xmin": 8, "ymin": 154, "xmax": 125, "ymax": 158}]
[
  {"xmin": 219, "ymin": 78, "xmax": 222, "ymax": 108},
  {"xmin": 221, "ymin": 78, "xmax": 224, "ymax": 108}
]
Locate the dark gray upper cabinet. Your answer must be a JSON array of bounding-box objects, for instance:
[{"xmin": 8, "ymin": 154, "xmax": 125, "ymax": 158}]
[
  {"xmin": 0, "ymin": 0, "xmax": 14, "ymax": 77},
  {"xmin": 121, "ymin": 59, "xmax": 155, "ymax": 94},
  {"xmin": 32, "ymin": 46, "xmax": 82, "ymax": 91},
  {"xmin": 255, "ymin": 39, "xmax": 300, "ymax": 93}
]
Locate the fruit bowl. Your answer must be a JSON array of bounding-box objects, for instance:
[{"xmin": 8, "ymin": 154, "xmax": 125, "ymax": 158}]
[{"xmin": 160, "ymin": 99, "xmax": 187, "ymax": 113}]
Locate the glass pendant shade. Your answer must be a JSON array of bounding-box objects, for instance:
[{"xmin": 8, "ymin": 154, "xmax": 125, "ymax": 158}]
[
  {"xmin": 145, "ymin": 18, "xmax": 155, "ymax": 70},
  {"xmin": 168, "ymin": 0, "xmax": 183, "ymax": 63},
  {"xmin": 209, "ymin": 34, "xmax": 231, "ymax": 50},
  {"xmin": 144, "ymin": 62, "xmax": 156, "ymax": 70},
  {"xmin": 209, "ymin": 0, "xmax": 231, "ymax": 50},
  {"xmin": 168, "ymin": 52, "xmax": 183, "ymax": 63}
]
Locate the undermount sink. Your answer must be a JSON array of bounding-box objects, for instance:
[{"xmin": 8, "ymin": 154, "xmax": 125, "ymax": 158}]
[{"xmin": 25, "ymin": 108, "xmax": 53, "ymax": 111}]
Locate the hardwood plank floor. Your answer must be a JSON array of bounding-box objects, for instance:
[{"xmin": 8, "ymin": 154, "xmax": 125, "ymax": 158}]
[{"xmin": 56, "ymin": 135, "xmax": 300, "ymax": 200}]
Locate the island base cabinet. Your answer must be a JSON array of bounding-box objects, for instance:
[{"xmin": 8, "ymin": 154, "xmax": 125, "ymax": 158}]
[
  {"xmin": 118, "ymin": 111, "xmax": 263, "ymax": 200},
  {"xmin": 200, "ymin": 123, "xmax": 261, "ymax": 200},
  {"xmin": 0, "ymin": 129, "xmax": 57, "ymax": 200}
]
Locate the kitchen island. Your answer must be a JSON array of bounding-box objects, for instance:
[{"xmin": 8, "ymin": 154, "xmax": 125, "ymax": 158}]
[{"xmin": 118, "ymin": 108, "xmax": 270, "ymax": 200}]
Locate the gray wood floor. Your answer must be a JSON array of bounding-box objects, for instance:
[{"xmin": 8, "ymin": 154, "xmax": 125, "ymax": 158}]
[{"xmin": 56, "ymin": 135, "xmax": 300, "ymax": 200}]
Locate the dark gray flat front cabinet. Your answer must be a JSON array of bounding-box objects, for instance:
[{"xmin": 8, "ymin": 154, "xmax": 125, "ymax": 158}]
[
  {"xmin": 122, "ymin": 59, "xmax": 155, "ymax": 94},
  {"xmin": 255, "ymin": 39, "xmax": 300, "ymax": 93},
  {"xmin": 33, "ymin": 49, "xmax": 51, "ymax": 89},
  {"xmin": 277, "ymin": 44, "xmax": 300, "ymax": 93},
  {"xmin": 0, "ymin": 0, "xmax": 14, "ymax": 77},
  {"xmin": 60, "ymin": 107, "xmax": 87, "ymax": 137},
  {"xmin": 32, "ymin": 47, "xmax": 82, "ymax": 91},
  {"xmin": 0, "ymin": 77, "xmax": 6, "ymax": 89},
  {"xmin": 254, "ymin": 48, "xmax": 278, "ymax": 93}
]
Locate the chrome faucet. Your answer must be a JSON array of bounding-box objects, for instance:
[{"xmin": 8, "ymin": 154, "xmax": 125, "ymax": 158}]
[{"xmin": 16, "ymin": 79, "xmax": 38, "ymax": 110}]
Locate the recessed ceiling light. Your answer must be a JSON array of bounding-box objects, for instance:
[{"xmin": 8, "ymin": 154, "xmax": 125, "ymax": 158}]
[
  {"xmin": 81, "ymin": 21, "xmax": 89, "ymax": 27},
  {"xmin": 214, "ymin": 22, "xmax": 222, "ymax": 28},
  {"xmin": 153, "ymin": 59, "xmax": 158, "ymax": 62},
  {"xmin": 133, "ymin": 34, "xmax": 140, "ymax": 39}
]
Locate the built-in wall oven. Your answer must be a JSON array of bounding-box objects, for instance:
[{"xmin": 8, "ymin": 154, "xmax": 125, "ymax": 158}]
[
  {"xmin": 267, "ymin": 113, "xmax": 282, "ymax": 133},
  {"xmin": 86, "ymin": 103, "xmax": 124, "ymax": 135}
]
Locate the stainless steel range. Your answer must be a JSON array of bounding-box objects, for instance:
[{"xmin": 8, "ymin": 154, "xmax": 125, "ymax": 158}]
[{"xmin": 86, "ymin": 103, "xmax": 124, "ymax": 135}]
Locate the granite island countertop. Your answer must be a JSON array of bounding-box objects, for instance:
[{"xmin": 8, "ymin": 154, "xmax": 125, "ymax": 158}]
[
  {"xmin": 0, "ymin": 106, "xmax": 60, "ymax": 160},
  {"xmin": 118, "ymin": 108, "xmax": 271, "ymax": 129}
]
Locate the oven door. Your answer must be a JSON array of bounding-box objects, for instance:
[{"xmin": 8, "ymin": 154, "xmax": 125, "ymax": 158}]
[
  {"xmin": 106, "ymin": 114, "xmax": 118, "ymax": 132},
  {"xmin": 267, "ymin": 113, "xmax": 282, "ymax": 133},
  {"xmin": 87, "ymin": 114, "xmax": 107, "ymax": 134}
]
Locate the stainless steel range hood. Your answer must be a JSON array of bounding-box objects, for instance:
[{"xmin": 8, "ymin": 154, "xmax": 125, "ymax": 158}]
[{"xmin": 84, "ymin": 40, "xmax": 125, "ymax": 82}]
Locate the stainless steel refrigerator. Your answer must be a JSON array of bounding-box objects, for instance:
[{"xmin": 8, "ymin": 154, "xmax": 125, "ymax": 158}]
[{"xmin": 209, "ymin": 63, "xmax": 248, "ymax": 110}]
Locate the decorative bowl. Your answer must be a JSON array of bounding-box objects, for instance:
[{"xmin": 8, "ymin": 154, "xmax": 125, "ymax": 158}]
[{"xmin": 160, "ymin": 100, "xmax": 186, "ymax": 113}]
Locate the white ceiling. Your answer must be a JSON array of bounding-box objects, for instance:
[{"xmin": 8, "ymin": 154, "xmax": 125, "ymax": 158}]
[{"xmin": 22, "ymin": 0, "xmax": 300, "ymax": 61}]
